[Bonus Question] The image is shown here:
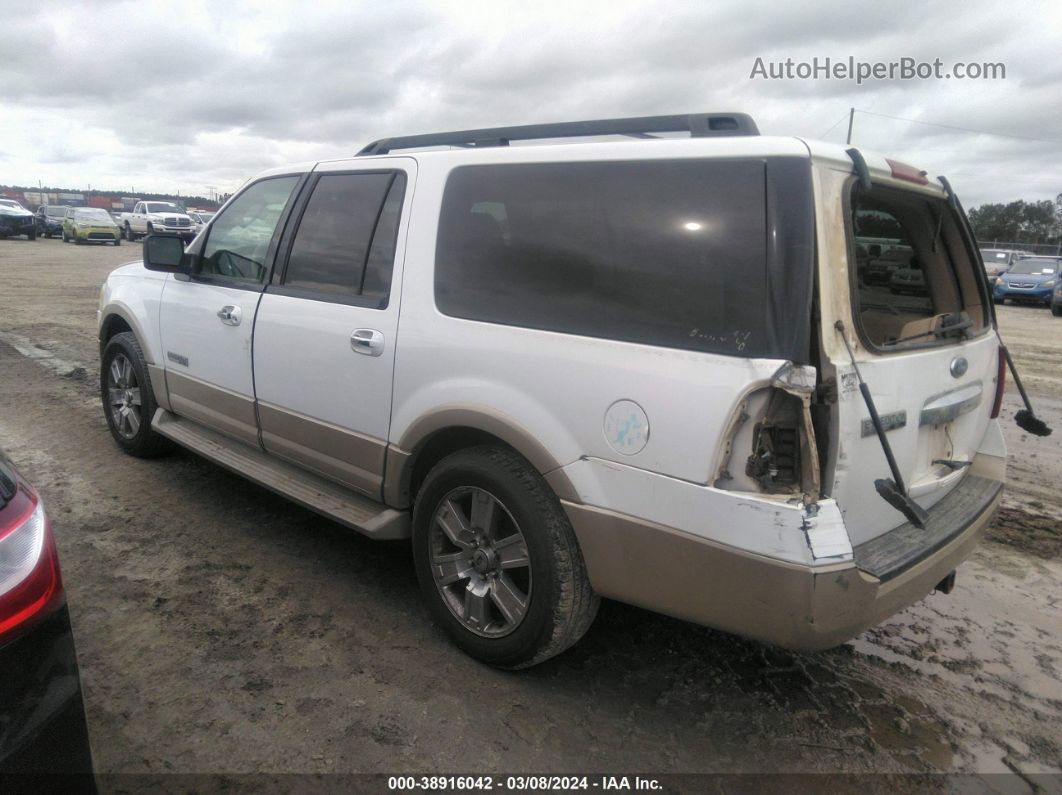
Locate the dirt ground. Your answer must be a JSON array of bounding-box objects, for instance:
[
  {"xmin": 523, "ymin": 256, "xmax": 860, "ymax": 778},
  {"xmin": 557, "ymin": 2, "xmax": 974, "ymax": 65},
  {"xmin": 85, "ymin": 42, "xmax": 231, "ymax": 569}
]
[{"xmin": 0, "ymin": 237, "xmax": 1059, "ymax": 785}]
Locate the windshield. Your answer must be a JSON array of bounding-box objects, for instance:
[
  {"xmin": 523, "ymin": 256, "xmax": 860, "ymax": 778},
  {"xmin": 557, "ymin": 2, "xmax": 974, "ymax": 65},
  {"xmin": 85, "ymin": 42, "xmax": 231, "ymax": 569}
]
[
  {"xmin": 75, "ymin": 208, "xmax": 114, "ymax": 222},
  {"xmin": 980, "ymin": 249, "xmax": 1009, "ymax": 261},
  {"xmin": 45, "ymin": 206, "xmax": 66, "ymax": 217},
  {"xmin": 0, "ymin": 200, "xmax": 21, "ymax": 209},
  {"xmin": 1009, "ymin": 259, "xmax": 1060, "ymax": 275},
  {"xmin": 146, "ymin": 202, "xmax": 182, "ymax": 213}
]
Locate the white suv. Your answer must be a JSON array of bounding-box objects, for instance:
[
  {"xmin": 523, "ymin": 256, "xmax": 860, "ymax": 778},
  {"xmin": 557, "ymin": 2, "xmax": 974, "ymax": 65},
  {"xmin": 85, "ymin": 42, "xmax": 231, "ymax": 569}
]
[{"xmin": 97, "ymin": 113, "xmax": 1009, "ymax": 668}]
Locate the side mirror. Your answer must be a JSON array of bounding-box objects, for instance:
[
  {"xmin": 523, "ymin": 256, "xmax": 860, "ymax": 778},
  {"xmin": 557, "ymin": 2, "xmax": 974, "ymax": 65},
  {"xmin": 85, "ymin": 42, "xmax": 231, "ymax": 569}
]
[{"xmin": 143, "ymin": 234, "xmax": 189, "ymax": 274}]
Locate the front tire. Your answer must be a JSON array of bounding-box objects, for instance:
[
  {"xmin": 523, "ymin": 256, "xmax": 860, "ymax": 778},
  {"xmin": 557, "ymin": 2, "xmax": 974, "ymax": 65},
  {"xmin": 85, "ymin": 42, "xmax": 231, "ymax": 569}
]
[
  {"xmin": 101, "ymin": 332, "xmax": 171, "ymax": 457},
  {"xmin": 1053, "ymin": 303, "xmax": 1062, "ymax": 317},
  {"xmin": 412, "ymin": 446, "xmax": 598, "ymax": 669},
  {"xmin": 26, "ymin": 229, "xmax": 36, "ymax": 241},
  {"xmin": 113, "ymin": 237, "xmax": 121, "ymax": 246}
]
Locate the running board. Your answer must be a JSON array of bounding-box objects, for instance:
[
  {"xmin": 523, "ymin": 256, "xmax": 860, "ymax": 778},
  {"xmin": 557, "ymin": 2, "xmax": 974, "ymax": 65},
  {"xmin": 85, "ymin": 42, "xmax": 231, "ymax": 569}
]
[{"xmin": 152, "ymin": 409, "xmax": 410, "ymax": 540}]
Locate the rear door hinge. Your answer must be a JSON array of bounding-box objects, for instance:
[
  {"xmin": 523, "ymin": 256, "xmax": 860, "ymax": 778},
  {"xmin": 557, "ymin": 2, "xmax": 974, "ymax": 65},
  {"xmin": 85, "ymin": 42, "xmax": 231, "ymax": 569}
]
[{"xmin": 815, "ymin": 378, "xmax": 838, "ymax": 404}]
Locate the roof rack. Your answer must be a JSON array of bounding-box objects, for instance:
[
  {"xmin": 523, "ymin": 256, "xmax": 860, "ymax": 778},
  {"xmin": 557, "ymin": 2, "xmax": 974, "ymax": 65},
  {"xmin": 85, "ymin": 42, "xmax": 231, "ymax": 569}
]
[{"xmin": 356, "ymin": 113, "xmax": 759, "ymax": 156}]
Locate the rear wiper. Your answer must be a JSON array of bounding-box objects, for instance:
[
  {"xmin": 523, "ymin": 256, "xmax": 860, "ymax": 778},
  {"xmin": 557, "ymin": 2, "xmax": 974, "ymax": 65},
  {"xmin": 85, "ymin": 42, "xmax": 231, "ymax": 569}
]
[
  {"xmin": 835, "ymin": 321, "xmax": 929, "ymax": 529},
  {"xmin": 882, "ymin": 312, "xmax": 972, "ymax": 347}
]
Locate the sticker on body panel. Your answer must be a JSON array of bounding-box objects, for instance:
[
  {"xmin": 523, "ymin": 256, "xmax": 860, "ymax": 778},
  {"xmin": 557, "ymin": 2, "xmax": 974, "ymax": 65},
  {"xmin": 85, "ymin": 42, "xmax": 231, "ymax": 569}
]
[
  {"xmin": 603, "ymin": 400, "xmax": 650, "ymax": 456},
  {"xmin": 839, "ymin": 367, "xmax": 859, "ymax": 399}
]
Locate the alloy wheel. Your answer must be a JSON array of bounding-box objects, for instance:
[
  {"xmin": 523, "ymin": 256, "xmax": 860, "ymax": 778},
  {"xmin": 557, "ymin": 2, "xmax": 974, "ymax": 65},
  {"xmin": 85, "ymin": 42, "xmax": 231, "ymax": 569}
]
[
  {"xmin": 106, "ymin": 353, "xmax": 142, "ymax": 439},
  {"xmin": 428, "ymin": 487, "xmax": 532, "ymax": 638}
]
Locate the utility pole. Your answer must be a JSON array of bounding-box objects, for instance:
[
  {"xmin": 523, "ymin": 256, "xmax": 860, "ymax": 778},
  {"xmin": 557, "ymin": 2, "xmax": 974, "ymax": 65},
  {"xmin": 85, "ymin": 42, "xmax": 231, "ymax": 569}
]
[{"xmin": 845, "ymin": 108, "xmax": 855, "ymax": 145}]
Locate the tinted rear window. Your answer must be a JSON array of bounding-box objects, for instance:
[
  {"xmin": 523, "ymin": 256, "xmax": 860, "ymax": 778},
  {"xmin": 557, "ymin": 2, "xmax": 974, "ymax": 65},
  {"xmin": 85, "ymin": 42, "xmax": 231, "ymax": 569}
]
[
  {"xmin": 434, "ymin": 160, "xmax": 771, "ymax": 357},
  {"xmin": 284, "ymin": 172, "xmax": 396, "ymax": 297}
]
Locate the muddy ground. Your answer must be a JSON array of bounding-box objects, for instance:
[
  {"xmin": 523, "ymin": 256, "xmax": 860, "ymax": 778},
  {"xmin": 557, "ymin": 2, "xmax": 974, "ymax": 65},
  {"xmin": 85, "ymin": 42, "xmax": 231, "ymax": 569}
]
[{"xmin": 0, "ymin": 237, "xmax": 1059, "ymax": 785}]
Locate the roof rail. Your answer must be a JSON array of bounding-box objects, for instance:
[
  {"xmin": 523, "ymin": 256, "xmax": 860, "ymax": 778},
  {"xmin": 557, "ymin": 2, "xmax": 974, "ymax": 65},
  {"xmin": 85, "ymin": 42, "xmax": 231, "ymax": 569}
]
[{"xmin": 356, "ymin": 113, "xmax": 759, "ymax": 156}]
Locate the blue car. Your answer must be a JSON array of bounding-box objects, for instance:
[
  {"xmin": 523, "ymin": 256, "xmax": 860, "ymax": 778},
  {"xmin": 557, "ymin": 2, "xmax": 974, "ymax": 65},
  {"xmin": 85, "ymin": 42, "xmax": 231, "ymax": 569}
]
[{"xmin": 993, "ymin": 256, "xmax": 1061, "ymax": 306}]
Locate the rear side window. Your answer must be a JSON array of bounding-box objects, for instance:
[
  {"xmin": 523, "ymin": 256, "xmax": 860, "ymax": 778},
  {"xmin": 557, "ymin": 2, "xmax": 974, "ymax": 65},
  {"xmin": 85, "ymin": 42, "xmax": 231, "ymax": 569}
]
[
  {"xmin": 435, "ymin": 160, "xmax": 772, "ymax": 357},
  {"xmin": 282, "ymin": 172, "xmax": 406, "ymax": 305}
]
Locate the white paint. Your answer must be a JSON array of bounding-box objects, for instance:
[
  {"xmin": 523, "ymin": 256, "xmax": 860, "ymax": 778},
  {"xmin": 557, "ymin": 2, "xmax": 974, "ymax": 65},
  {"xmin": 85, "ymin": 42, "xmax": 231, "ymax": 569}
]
[
  {"xmin": 390, "ymin": 147, "xmax": 789, "ymax": 485},
  {"xmin": 803, "ymin": 501, "xmax": 853, "ymax": 560},
  {"xmin": 96, "ymin": 135, "xmax": 1002, "ymax": 574},
  {"xmin": 158, "ymin": 277, "xmax": 259, "ymax": 403},
  {"xmin": 557, "ymin": 456, "xmax": 824, "ymax": 565},
  {"xmin": 813, "ymin": 165, "xmax": 1000, "ymax": 546},
  {"xmin": 253, "ymin": 158, "xmax": 417, "ymax": 447}
]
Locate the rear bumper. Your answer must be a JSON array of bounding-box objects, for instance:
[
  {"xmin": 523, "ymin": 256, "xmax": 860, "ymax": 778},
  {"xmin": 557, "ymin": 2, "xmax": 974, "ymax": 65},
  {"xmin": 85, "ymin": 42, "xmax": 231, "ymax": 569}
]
[
  {"xmin": 564, "ymin": 474, "xmax": 1001, "ymax": 651},
  {"xmin": 0, "ymin": 604, "xmax": 94, "ymax": 777}
]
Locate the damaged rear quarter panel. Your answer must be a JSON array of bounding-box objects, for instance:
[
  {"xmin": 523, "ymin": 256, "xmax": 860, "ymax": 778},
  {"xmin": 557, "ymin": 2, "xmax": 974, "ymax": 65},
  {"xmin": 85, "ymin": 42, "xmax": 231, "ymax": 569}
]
[{"xmin": 554, "ymin": 455, "xmax": 851, "ymax": 566}]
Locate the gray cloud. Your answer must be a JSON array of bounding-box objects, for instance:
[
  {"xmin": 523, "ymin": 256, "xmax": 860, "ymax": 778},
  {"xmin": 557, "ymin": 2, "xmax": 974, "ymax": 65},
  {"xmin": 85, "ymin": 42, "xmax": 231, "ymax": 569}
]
[{"xmin": 0, "ymin": 0, "xmax": 1059, "ymax": 207}]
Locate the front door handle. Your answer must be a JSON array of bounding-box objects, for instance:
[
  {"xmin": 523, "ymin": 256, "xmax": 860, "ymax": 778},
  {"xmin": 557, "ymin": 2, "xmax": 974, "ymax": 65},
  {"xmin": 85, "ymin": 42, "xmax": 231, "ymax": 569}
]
[
  {"xmin": 217, "ymin": 305, "xmax": 242, "ymax": 326},
  {"xmin": 351, "ymin": 328, "xmax": 384, "ymax": 357}
]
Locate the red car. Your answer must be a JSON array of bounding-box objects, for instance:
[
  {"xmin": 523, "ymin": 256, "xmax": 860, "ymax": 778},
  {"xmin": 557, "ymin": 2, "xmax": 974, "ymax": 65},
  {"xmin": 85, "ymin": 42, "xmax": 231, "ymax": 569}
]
[{"xmin": 0, "ymin": 449, "xmax": 94, "ymax": 782}]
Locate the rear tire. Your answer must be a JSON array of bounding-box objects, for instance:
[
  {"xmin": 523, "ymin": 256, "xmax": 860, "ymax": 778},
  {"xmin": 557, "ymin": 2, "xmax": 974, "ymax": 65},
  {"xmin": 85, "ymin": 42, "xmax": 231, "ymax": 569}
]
[
  {"xmin": 101, "ymin": 332, "xmax": 171, "ymax": 458},
  {"xmin": 412, "ymin": 445, "xmax": 598, "ymax": 669},
  {"xmin": 26, "ymin": 229, "xmax": 35, "ymax": 241},
  {"xmin": 113, "ymin": 237, "xmax": 121, "ymax": 246},
  {"xmin": 1052, "ymin": 303, "xmax": 1062, "ymax": 317}
]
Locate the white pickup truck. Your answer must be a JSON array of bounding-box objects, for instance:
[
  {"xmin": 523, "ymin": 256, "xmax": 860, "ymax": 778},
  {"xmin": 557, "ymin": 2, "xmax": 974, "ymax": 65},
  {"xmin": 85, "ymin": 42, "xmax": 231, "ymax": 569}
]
[{"xmin": 118, "ymin": 200, "xmax": 196, "ymax": 242}]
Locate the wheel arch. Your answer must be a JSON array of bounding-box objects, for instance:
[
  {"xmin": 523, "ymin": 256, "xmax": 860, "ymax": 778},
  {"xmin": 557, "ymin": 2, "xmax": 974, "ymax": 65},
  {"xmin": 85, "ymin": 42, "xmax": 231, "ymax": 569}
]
[
  {"xmin": 99, "ymin": 303, "xmax": 170, "ymax": 411},
  {"xmin": 385, "ymin": 409, "xmax": 580, "ymax": 509},
  {"xmin": 98, "ymin": 312, "xmax": 134, "ymax": 355}
]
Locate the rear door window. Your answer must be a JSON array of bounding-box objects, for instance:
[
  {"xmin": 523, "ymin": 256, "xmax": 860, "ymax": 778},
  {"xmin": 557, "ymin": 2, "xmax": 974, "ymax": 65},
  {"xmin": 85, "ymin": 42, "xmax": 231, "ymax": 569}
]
[
  {"xmin": 850, "ymin": 184, "xmax": 987, "ymax": 350},
  {"xmin": 279, "ymin": 172, "xmax": 406, "ymax": 306},
  {"xmin": 435, "ymin": 159, "xmax": 775, "ymax": 357}
]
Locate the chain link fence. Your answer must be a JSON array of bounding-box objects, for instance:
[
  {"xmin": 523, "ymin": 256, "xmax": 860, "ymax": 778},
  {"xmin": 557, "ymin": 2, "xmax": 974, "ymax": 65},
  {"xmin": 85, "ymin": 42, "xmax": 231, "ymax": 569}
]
[{"xmin": 978, "ymin": 240, "xmax": 1062, "ymax": 256}]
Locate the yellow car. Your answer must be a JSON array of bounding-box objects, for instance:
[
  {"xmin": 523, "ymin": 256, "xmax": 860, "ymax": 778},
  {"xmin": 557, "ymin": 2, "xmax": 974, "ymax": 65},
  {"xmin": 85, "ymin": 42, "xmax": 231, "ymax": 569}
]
[{"xmin": 63, "ymin": 207, "xmax": 120, "ymax": 246}]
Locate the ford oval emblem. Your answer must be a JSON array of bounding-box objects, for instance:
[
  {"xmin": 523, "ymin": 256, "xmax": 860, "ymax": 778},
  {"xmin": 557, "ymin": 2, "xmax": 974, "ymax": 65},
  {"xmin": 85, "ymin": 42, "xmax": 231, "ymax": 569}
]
[{"xmin": 950, "ymin": 357, "xmax": 968, "ymax": 378}]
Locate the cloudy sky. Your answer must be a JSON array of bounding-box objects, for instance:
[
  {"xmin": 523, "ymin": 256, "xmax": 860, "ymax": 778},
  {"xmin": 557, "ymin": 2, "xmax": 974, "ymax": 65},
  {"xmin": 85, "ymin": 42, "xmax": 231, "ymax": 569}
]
[{"xmin": 2, "ymin": 0, "xmax": 1060, "ymax": 207}]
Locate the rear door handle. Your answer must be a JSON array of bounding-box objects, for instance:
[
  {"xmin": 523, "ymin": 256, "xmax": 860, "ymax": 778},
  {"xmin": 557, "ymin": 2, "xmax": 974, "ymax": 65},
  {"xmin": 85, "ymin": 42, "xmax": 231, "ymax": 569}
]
[
  {"xmin": 351, "ymin": 328, "xmax": 384, "ymax": 357},
  {"xmin": 217, "ymin": 305, "xmax": 242, "ymax": 326}
]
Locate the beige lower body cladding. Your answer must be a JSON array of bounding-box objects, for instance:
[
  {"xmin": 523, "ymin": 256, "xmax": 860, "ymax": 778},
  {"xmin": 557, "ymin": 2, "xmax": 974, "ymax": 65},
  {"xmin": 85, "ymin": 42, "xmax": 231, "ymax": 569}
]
[{"xmin": 562, "ymin": 485, "xmax": 1001, "ymax": 651}]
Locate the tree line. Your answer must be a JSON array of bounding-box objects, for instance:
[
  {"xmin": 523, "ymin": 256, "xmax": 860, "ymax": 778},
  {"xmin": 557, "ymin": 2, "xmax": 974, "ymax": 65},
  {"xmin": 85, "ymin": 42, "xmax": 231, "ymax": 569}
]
[{"xmin": 966, "ymin": 193, "xmax": 1062, "ymax": 244}]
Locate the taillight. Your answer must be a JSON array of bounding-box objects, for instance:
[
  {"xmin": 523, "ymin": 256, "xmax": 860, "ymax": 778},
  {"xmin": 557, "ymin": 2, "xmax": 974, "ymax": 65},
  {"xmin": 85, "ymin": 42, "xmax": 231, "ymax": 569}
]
[
  {"xmin": 0, "ymin": 490, "xmax": 64, "ymax": 645},
  {"xmin": 991, "ymin": 346, "xmax": 1006, "ymax": 419},
  {"xmin": 885, "ymin": 158, "xmax": 930, "ymax": 186}
]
